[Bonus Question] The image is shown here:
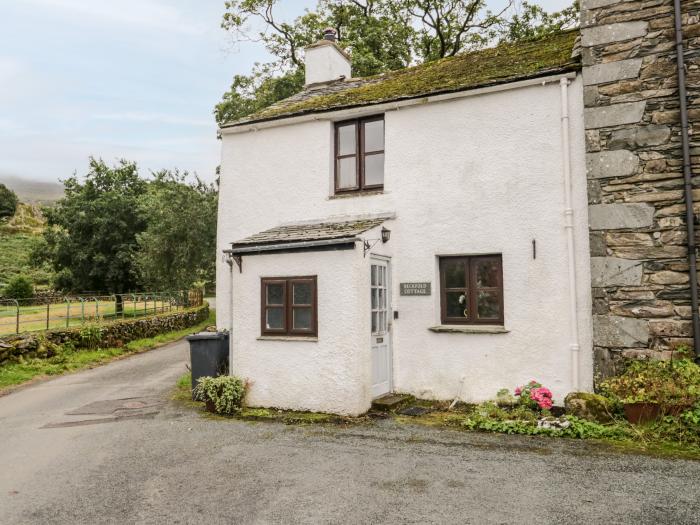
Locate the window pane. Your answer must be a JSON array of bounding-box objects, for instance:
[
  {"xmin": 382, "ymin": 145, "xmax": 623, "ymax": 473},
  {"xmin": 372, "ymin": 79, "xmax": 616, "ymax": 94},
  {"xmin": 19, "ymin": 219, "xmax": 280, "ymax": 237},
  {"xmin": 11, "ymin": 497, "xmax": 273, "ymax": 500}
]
[
  {"xmin": 371, "ymin": 265, "xmax": 377, "ymax": 285},
  {"xmin": 371, "ymin": 288, "xmax": 378, "ymax": 309},
  {"xmin": 476, "ymin": 259, "xmax": 500, "ymax": 288},
  {"xmin": 266, "ymin": 307, "xmax": 284, "ymax": 329},
  {"xmin": 372, "ymin": 312, "xmax": 378, "ymax": 332},
  {"xmin": 444, "ymin": 261, "xmax": 466, "ymax": 288},
  {"xmin": 446, "ymin": 291, "xmax": 468, "ymax": 318},
  {"xmin": 293, "ymin": 307, "xmax": 312, "ymax": 330},
  {"xmin": 338, "ymin": 124, "xmax": 356, "ymax": 156},
  {"xmin": 338, "ymin": 157, "xmax": 357, "ymax": 189},
  {"xmin": 477, "ymin": 291, "xmax": 500, "ymax": 319},
  {"xmin": 364, "ymin": 119, "xmax": 384, "ymax": 152},
  {"xmin": 378, "ymin": 288, "xmax": 385, "ymax": 309},
  {"xmin": 293, "ymin": 282, "xmax": 312, "ymax": 305},
  {"xmin": 266, "ymin": 283, "xmax": 284, "ymax": 305},
  {"xmin": 364, "ymin": 153, "xmax": 384, "ymax": 187}
]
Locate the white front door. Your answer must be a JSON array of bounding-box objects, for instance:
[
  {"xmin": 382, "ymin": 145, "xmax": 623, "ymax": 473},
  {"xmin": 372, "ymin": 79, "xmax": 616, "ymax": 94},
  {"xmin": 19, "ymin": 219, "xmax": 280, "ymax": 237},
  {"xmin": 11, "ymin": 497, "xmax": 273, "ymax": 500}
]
[{"xmin": 371, "ymin": 258, "xmax": 392, "ymax": 398}]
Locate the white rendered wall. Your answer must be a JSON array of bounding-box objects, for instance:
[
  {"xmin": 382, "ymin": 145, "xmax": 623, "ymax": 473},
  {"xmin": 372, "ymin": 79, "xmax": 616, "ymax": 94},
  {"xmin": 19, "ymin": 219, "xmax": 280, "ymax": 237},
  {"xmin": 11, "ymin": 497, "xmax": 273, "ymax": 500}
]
[{"xmin": 217, "ymin": 76, "xmax": 592, "ymax": 412}]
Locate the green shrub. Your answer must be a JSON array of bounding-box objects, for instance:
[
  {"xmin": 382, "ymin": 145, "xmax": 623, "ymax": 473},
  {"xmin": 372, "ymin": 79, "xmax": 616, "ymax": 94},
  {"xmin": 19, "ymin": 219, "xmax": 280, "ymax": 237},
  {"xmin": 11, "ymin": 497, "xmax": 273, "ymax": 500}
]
[
  {"xmin": 193, "ymin": 375, "xmax": 247, "ymax": 415},
  {"xmin": 0, "ymin": 183, "xmax": 18, "ymax": 219},
  {"xmin": 2, "ymin": 275, "xmax": 34, "ymax": 299},
  {"xmin": 600, "ymin": 358, "xmax": 700, "ymax": 407}
]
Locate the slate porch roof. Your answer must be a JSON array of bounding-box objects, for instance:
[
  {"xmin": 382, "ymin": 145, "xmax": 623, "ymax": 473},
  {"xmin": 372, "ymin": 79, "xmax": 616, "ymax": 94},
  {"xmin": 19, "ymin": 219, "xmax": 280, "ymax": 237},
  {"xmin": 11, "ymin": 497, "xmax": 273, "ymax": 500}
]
[
  {"xmin": 223, "ymin": 30, "xmax": 580, "ymax": 128},
  {"xmin": 229, "ymin": 217, "xmax": 387, "ymax": 253}
]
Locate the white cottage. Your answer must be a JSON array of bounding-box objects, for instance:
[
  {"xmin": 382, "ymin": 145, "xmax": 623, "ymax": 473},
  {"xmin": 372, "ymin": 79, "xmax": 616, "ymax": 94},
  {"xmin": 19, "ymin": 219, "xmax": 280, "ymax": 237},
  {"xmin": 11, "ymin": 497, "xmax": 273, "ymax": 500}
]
[{"xmin": 216, "ymin": 29, "xmax": 594, "ymax": 415}]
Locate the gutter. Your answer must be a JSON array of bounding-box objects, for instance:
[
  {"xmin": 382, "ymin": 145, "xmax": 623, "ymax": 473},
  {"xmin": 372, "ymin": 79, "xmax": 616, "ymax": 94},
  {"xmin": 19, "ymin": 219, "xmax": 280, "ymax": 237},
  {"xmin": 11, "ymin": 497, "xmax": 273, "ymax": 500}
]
[
  {"xmin": 226, "ymin": 236, "xmax": 358, "ymax": 255},
  {"xmin": 673, "ymin": 0, "xmax": 700, "ymax": 361},
  {"xmin": 560, "ymin": 78, "xmax": 581, "ymax": 390},
  {"xmin": 220, "ymin": 71, "xmax": 578, "ymax": 135}
]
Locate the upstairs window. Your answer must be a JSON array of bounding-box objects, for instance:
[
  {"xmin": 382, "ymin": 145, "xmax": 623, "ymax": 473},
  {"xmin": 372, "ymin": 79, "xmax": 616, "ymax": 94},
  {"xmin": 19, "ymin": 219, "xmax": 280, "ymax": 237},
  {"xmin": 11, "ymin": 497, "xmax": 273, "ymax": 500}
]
[
  {"xmin": 261, "ymin": 276, "xmax": 317, "ymax": 337},
  {"xmin": 334, "ymin": 115, "xmax": 384, "ymax": 194},
  {"xmin": 439, "ymin": 255, "xmax": 504, "ymax": 325}
]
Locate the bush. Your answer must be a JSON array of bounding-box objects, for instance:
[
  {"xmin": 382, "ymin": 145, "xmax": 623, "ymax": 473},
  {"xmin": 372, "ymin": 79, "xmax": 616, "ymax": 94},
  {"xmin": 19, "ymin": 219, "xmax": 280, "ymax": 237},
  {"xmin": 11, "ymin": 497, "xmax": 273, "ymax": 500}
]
[
  {"xmin": 600, "ymin": 358, "xmax": 700, "ymax": 408},
  {"xmin": 2, "ymin": 275, "xmax": 34, "ymax": 299},
  {"xmin": 0, "ymin": 183, "xmax": 18, "ymax": 219},
  {"xmin": 193, "ymin": 375, "xmax": 247, "ymax": 415}
]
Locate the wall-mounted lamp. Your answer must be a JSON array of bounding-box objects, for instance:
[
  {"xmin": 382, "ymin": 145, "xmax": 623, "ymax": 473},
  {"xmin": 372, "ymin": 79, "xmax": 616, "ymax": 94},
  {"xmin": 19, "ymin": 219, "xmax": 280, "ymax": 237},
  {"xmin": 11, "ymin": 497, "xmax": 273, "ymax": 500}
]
[{"xmin": 381, "ymin": 227, "xmax": 391, "ymax": 243}]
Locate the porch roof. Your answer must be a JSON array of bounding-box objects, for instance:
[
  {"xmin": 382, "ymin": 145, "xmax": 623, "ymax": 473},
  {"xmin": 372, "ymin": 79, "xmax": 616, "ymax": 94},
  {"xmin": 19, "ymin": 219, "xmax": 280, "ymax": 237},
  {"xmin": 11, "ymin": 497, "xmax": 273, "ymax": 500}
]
[{"xmin": 228, "ymin": 217, "xmax": 387, "ymax": 254}]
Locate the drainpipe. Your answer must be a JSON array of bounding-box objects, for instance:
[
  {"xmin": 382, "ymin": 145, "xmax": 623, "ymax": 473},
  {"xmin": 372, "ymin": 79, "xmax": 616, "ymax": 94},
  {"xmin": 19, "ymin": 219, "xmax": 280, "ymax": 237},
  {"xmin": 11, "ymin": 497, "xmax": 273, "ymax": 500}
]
[
  {"xmin": 674, "ymin": 0, "xmax": 700, "ymax": 361},
  {"xmin": 225, "ymin": 254, "xmax": 235, "ymax": 374},
  {"xmin": 560, "ymin": 77, "xmax": 581, "ymax": 390}
]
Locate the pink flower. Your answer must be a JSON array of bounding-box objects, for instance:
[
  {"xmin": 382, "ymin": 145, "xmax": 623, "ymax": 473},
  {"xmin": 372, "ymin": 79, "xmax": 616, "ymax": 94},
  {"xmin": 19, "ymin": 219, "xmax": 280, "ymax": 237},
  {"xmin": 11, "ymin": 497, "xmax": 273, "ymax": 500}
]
[{"xmin": 514, "ymin": 387, "xmax": 522, "ymax": 396}]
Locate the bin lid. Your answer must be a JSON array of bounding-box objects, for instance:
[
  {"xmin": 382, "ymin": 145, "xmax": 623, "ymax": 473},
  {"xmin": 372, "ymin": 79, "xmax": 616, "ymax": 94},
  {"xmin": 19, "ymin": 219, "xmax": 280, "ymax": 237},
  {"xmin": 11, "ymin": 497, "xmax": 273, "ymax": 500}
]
[{"xmin": 186, "ymin": 331, "xmax": 228, "ymax": 341}]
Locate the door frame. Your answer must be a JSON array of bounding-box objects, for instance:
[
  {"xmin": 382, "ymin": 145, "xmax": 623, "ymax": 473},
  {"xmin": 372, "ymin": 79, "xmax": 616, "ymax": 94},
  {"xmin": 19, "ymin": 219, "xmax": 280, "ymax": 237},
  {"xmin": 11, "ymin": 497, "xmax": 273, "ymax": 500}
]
[{"xmin": 370, "ymin": 255, "xmax": 393, "ymax": 397}]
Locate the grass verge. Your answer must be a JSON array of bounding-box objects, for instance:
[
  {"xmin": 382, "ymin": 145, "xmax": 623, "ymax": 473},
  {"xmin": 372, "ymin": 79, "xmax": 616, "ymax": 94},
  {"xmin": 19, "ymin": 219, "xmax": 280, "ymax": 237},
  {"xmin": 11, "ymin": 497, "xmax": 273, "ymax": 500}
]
[{"xmin": 0, "ymin": 309, "xmax": 215, "ymax": 393}]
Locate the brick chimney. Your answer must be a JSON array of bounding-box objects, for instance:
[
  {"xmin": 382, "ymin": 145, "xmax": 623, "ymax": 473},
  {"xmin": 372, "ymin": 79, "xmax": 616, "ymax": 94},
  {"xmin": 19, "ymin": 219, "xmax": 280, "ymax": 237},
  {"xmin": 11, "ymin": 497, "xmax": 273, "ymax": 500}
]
[{"xmin": 304, "ymin": 28, "xmax": 351, "ymax": 86}]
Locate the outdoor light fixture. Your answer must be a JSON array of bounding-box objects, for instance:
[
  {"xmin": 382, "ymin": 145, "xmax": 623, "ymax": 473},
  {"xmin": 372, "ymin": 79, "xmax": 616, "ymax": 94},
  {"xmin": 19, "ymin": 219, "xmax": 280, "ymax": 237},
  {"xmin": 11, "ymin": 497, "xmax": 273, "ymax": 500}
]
[{"xmin": 381, "ymin": 227, "xmax": 391, "ymax": 243}]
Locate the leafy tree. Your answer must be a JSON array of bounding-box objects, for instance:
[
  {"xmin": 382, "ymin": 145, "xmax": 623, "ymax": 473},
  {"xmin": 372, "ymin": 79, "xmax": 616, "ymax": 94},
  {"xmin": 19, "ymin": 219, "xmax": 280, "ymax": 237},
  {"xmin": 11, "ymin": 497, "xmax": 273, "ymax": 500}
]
[
  {"xmin": 43, "ymin": 158, "xmax": 147, "ymax": 307},
  {"xmin": 135, "ymin": 171, "xmax": 218, "ymax": 292},
  {"xmin": 2, "ymin": 275, "xmax": 34, "ymax": 299},
  {"xmin": 216, "ymin": 0, "xmax": 579, "ymax": 125},
  {"xmin": 0, "ymin": 183, "xmax": 19, "ymax": 219}
]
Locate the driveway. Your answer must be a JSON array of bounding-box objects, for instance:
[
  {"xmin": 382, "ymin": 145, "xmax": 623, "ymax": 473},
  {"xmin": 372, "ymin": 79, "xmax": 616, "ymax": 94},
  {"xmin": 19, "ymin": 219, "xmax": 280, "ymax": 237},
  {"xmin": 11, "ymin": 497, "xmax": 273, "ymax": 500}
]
[{"xmin": 0, "ymin": 339, "xmax": 699, "ymax": 525}]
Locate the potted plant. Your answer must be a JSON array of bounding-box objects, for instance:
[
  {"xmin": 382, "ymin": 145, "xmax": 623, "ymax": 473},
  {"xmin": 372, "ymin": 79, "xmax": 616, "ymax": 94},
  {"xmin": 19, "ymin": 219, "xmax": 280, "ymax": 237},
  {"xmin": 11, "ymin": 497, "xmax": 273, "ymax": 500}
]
[{"xmin": 600, "ymin": 358, "xmax": 700, "ymax": 424}]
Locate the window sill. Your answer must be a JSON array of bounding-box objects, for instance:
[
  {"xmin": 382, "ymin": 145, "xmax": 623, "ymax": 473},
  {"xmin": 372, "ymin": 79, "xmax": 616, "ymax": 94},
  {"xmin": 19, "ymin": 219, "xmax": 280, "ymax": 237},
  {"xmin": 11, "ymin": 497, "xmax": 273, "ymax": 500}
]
[
  {"xmin": 257, "ymin": 336, "xmax": 318, "ymax": 342},
  {"xmin": 328, "ymin": 190, "xmax": 384, "ymax": 200},
  {"xmin": 428, "ymin": 325, "xmax": 509, "ymax": 334}
]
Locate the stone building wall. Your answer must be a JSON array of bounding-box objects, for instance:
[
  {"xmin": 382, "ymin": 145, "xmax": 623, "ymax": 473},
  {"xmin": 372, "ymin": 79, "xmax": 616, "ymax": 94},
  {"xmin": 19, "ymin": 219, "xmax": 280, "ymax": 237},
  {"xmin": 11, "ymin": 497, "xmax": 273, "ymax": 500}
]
[{"xmin": 581, "ymin": 0, "xmax": 700, "ymax": 377}]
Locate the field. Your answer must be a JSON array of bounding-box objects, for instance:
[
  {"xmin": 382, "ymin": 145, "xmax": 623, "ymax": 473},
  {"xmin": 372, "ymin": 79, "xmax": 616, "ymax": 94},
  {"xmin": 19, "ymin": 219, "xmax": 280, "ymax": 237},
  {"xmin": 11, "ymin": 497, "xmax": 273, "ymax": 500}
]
[
  {"xmin": 0, "ymin": 296, "xmax": 177, "ymax": 336},
  {"xmin": 0, "ymin": 203, "xmax": 52, "ymax": 288}
]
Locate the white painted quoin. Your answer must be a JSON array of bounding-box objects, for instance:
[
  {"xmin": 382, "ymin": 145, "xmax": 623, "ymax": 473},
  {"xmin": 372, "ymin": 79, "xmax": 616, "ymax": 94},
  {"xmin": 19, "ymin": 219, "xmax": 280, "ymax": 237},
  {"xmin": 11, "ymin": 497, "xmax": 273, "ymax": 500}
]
[{"xmin": 217, "ymin": 33, "xmax": 593, "ymax": 415}]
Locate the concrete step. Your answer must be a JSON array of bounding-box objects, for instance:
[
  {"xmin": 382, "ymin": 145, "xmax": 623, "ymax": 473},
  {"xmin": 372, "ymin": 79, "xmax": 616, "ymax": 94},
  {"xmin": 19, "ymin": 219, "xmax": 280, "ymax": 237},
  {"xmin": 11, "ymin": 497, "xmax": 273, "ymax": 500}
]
[{"xmin": 371, "ymin": 393, "xmax": 412, "ymax": 411}]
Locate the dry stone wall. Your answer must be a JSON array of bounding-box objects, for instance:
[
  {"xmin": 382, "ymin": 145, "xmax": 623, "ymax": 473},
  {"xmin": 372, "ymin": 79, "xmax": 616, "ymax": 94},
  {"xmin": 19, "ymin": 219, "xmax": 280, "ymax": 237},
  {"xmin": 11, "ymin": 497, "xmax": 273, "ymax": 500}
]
[{"xmin": 581, "ymin": 0, "xmax": 700, "ymax": 376}]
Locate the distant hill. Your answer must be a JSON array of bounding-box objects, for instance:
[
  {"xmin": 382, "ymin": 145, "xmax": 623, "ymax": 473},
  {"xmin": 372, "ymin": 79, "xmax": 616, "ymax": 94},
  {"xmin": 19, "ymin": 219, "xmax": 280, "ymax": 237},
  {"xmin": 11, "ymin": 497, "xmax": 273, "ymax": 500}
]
[{"xmin": 0, "ymin": 175, "xmax": 64, "ymax": 205}]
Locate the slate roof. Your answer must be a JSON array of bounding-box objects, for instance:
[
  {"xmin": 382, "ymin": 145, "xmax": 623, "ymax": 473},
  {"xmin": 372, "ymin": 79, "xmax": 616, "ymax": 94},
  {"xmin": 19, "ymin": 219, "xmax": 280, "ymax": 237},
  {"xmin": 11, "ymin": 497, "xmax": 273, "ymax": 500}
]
[
  {"xmin": 230, "ymin": 217, "xmax": 387, "ymax": 252},
  {"xmin": 223, "ymin": 30, "xmax": 580, "ymax": 128}
]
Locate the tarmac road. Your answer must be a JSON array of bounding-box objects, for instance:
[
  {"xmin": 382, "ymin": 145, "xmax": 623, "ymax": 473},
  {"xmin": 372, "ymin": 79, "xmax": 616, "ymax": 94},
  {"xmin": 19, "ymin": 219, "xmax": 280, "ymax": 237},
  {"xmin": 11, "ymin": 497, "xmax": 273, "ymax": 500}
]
[{"xmin": 1, "ymin": 338, "xmax": 699, "ymax": 525}]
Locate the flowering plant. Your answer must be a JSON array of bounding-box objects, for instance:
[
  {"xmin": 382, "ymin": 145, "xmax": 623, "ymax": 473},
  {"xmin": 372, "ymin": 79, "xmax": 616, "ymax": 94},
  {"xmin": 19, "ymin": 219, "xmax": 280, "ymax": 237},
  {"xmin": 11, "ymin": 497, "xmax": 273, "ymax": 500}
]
[{"xmin": 514, "ymin": 380, "xmax": 553, "ymax": 411}]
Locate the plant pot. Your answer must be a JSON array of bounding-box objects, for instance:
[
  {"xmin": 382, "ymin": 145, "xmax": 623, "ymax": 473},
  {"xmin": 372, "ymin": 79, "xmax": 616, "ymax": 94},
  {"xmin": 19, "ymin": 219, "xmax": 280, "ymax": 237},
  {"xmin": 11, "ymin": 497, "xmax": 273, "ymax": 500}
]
[
  {"xmin": 205, "ymin": 399, "xmax": 217, "ymax": 413},
  {"xmin": 623, "ymin": 402, "xmax": 661, "ymax": 424}
]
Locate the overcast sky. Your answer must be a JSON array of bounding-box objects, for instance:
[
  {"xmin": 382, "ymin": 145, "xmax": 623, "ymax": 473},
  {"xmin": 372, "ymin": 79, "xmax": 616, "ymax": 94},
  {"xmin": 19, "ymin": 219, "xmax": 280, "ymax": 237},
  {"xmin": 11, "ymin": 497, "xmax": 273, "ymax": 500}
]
[{"xmin": 0, "ymin": 0, "xmax": 567, "ymax": 184}]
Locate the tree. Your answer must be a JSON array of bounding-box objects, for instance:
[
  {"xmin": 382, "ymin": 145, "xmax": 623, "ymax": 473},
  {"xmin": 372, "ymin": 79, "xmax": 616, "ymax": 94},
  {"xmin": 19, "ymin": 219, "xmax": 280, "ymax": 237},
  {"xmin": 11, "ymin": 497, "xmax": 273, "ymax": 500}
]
[
  {"xmin": 135, "ymin": 171, "xmax": 218, "ymax": 292},
  {"xmin": 216, "ymin": 0, "xmax": 579, "ymax": 125},
  {"xmin": 2, "ymin": 275, "xmax": 33, "ymax": 299},
  {"xmin": 43, "ymin": 158, "xmax": 147, "ymax": 307},
  {"xmin": 0, "ymin": 183, "xmax": 18, "ymax": 219}
]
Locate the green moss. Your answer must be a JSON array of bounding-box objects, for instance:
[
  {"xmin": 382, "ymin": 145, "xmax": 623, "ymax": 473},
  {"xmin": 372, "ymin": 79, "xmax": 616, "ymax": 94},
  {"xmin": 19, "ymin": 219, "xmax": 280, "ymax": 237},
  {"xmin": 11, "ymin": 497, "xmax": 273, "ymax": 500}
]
[{"xmin": 232, "ymin": 30, "xmax": 579, "ymax": 125}]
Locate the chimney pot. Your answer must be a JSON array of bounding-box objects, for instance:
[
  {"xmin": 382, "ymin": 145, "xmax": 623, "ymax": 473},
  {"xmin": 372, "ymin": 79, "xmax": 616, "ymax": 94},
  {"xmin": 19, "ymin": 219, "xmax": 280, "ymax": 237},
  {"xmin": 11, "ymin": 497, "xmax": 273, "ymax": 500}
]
[{"xmin": 323, "ymin": 28, "xmax": 337, "ymax": 42}]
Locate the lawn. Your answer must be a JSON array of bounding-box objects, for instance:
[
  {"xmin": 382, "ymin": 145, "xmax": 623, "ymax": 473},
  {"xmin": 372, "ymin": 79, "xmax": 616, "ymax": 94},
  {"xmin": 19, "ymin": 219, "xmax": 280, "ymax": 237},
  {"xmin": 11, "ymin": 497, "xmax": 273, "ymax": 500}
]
[
  {"xmin": 0, "ymin": 297, "xmax": 178, "ymax": 336},
  {"xmin": 0, "ymin": 308, "xmax": 215, "ymax": 392}
]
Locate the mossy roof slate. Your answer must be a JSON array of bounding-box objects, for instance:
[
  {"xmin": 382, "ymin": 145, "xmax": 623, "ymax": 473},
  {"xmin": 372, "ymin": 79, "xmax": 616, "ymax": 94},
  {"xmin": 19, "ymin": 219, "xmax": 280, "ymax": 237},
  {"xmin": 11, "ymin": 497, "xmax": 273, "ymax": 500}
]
[{"xmin": 224, "ymin": 30, "xmax": 580, "ymax": 128}]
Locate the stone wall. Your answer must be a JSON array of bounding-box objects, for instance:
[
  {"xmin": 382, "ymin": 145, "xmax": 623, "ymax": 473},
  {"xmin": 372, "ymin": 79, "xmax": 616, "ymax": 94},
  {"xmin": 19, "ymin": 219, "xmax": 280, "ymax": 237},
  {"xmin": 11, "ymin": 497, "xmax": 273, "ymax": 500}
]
[
  {"xmin": 0, "ymin": 304, "xmax": 210, "ymax": 364},
  {"xmin": 581, "ymin": 0, "xmax": 700, "ymax": 376}
]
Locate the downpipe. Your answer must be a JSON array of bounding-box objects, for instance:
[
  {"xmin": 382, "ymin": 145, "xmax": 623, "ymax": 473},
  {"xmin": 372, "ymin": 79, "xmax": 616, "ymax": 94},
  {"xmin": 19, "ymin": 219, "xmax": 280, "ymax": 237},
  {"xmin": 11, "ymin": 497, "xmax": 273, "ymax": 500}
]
[
  {"xmin": 674, "ymin": 0, "xmax": 700, "ymax": 362},
  {"xmin": 560, "ymin": 78, "xmax": 581, "ymax": 390}
]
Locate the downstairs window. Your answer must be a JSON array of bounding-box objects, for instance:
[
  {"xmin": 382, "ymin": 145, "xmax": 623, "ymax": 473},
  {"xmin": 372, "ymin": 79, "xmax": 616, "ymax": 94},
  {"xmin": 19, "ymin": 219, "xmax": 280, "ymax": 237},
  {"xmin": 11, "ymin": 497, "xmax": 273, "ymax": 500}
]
[
  {"xmin": 261, "ymin": 276, "xmax": 317, "ymax": 337},
  {"xmin": 439, "ymin": 255, "xmax": 503, "ymax": 325}
]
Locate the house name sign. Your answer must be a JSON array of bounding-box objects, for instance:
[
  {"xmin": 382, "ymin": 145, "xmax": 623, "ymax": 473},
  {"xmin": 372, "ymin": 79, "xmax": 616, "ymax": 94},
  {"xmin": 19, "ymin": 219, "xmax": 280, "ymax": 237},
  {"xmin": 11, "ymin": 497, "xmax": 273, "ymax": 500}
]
[{"xmin": 400, "ymin": 282, "xmax": 431, "ymax": 296}]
